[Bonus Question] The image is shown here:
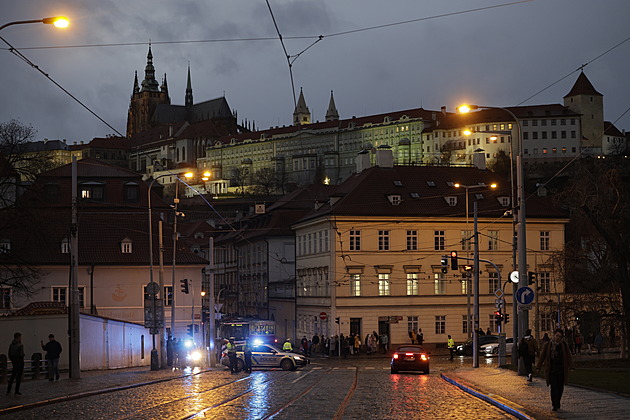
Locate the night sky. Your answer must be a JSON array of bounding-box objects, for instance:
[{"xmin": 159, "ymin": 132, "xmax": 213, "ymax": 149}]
[{"xmin": 2, "ymin": 0, "xmax": 628, "ymax": 143}]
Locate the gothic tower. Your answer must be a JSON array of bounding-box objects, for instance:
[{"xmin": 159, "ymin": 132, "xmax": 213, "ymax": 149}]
[
  {"xmin": 126, "ymin": 44, "xmax": 171, "ymax": 137},
  {"xmin": 563, "ymin": 72, "xmax": 604, "ymax": 150},
  {"xmin": 325, "ymin": 90, "xmax": 339, "ymax": 121},
  {"xmin": 293, "ymin": 88, "xmax": 311, "ymax": 125}
]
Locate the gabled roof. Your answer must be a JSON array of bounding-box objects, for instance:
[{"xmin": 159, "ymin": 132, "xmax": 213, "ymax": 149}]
[
  {"xmin": 603, "ymin": 121, "xmax": 624, "ymax": 137},
  {"xmin": 85, "ymin": 137, "xmax": 129, "ymax": 150},
  {"xmin": 41, "ymin": 157, "xmax": 140, "ymax": 179},
  {"xmin": 564, "ymin": 72, "xmax": 602, "ymax": 98}
]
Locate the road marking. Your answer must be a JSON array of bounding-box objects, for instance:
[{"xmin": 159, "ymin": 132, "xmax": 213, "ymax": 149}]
[{"xmin": 291, "ymin": 371, "xmax": 312, "ymax": 384}]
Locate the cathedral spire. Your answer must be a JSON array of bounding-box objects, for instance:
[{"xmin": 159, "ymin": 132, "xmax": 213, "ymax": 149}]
[
  {"xmin": 133, "ymin": 71, "xmax": 139, "ymax": 94},
  {"xmin": 185, "ymin": 64, "xmax": 193, "ymax": 108},
  {"xmin": 293, "ymin": 87, "xmax": 311, "ymax": 125},
  {"xmin": 141, "ymin": 43, "xmax": 159, "ymax": 92},
  {"xmin": 161, "ymin": 73, "xmax": 170, "ymax": 102},
  {"xmin": 325, "ymin": 90, "xmax": 339, "ymax": 121}
]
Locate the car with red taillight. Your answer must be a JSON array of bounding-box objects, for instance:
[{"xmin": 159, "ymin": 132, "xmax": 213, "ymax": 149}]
[{"xmin": 390, "ymin": 345, "xmax": 430, "ymax": 374}]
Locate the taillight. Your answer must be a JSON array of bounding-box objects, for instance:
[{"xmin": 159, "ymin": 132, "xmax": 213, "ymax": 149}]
[{"xmin": 420, "ymin": 354, "xmax": 428, "ymax": 361}]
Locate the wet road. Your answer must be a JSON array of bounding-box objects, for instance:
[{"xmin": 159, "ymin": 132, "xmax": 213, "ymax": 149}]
[{"xmin": 7, "ymin": 355, "xmax": 515, "ymax": 419}]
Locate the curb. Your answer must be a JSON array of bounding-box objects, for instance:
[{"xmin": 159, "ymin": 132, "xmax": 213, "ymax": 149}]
[{"xmin": 441, "ymin": 373, "xmax": 534, "ymax": 420}]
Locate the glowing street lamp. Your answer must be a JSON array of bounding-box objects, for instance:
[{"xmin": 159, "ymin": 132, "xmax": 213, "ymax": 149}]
[{"xmin": 1, "ymin": 16, "xmax": 69, "ymax": 32}]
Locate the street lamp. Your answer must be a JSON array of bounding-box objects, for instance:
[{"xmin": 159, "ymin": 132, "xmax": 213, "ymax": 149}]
[
  {"xmin": 0, "ymin": 16, "xmax": 69, "ymax": 32},
  {"xmin": 454, "ymin": 182, "xmax": 496, "ymax": 368},
  {"xmin": 458, "ymin": 104, "xmax": 527, "ymax": 372}
]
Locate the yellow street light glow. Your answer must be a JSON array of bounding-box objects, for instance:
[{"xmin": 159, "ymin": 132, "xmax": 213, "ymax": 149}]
[
  {"xmin": 184, "ymin": 172, "xmax": 194, "ymax": 179},
  {"xmin": 203, "ymin": 171, "xmax": 211, "ymax": 178},
  {"xmin": 43, "ymin": 16, "xmax": 69, "ymax": 28},
  {"xmin": 457, "ymin": 105, "xmax": 480, "ymax": 114},
  {"xmin": 463, "ymin": 129, "xmax": 472, "ymax": 136}
]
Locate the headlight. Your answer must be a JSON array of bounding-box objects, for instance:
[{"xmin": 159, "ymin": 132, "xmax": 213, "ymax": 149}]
[{"xmin": 188, "ymin": 350, "xmax": 202, "ymax": 361}]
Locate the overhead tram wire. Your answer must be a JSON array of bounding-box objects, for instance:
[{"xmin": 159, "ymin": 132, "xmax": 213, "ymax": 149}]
[{"xmin": 266, "ymin": 0, "xmax": 297, "ymax": 109}]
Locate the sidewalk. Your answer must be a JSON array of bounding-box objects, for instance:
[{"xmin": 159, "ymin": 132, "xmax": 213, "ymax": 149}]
[
  {"xmin": 443, "ymin": 366, "xmax": 630, "ymax": 419},
  {"xmin": 1, "ymin": 365, "xmax": 211, "ymax": 415}
]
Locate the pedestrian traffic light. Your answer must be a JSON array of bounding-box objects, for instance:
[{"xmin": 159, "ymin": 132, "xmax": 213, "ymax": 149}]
[
  {"xmin": 528, "ymin": 271, "xmax": 537, "ymax": 285},
  {"xmin": 504, "ymin": 313, "xmax": 510, "ymax": 324},
  {"xmin": 187, "ymin": 324, "xmax": 193, "ymax": 336},
  {"xmin": 180, "ymin": 278, "xmax": 189, "ymax": 294},
  {"xmin": 450, "ymin": 251, "xmax": 458, "ymax": 270},
  {"xmin": 441, "ymin": 255, "xmax": 448, "ymax": 273}
]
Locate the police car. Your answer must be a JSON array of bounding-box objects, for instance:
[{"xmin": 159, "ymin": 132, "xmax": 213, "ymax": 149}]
[{"xmin": 221, "ymin": 342, "xmax": 308, "ymax": 371}]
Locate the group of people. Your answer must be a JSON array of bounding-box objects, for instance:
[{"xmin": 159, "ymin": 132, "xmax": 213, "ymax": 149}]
[
  {"xmin": 284, "ymin": 332, "xmax": 390, "ymax": 357},
  {"xmin": 225, "ymin": 336, "xmax": 253, "ymax": 374},
  {"xmin": 6, "ymin": 332, "xmax": 62, "ymax": 396},
  {"xmin": 408, "ymin": 329, "xmax": 424, "ymax": 345}
]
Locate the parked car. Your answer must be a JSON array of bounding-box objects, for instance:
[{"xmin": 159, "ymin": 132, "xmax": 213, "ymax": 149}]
[
  {"xmin": 390, "ymin": 345, "xmax": 430, "ymax": 374},
  {"xmin": 220, "ymin": 343, "xmax": 308, "ymax": 371},
  {"xmin": 455, "ymin": 335, "xmax": 499, "ymax": 356},
  {"xmin": 482, "ymin": 338, "xmax": 514, "ymax": 356}
]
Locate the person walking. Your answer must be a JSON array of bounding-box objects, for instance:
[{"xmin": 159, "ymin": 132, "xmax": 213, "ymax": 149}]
[
  {"xmin": 380, "ymin": 333, "xmax": 389, "ymax": 354},
  {"xmin": 7, "ymin": 332, "xmax": 25, "ymax": 395},
  {"xmin": 519, "ymin": 329, "xmax": 538, "ymax": 382},
  {"xmin": 243, "ymin": 340, "xmax": 253, "ymax": 373},
  {"xmin": 417, "ymin": 329, "xmax": 424, "ymax": 346},
  {"xmin": 447, "ymin": 335, "xmax": 455, "ymax": 361},
  {"xmin": 594, "ymin": 333, "xmax": 603, "ymax": 354},
  {"xmin": 536, "ymin": 328, "xmax": 573, "ymax": 412},
  {"xmin": 226, "ymin": 337, "xmax": 238, "ymax": 374},
  {"xmin": 41, "ymin": 333, "xmax": 62, "ymax": 381}
]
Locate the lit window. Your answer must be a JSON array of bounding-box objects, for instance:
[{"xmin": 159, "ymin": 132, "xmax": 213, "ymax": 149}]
[
  {"xmin": 61, "ymin": 238, "xmax": 70, "ymax": 254},
  {"xmin": 406, "ymin": 273, "xmax": 419, "ymax": 295},
  {"xmin": 378, "ymin": 274, "xmax": 390, "ymax": 296},
  {"xmin": 350, "ymin": 274, "xmax": 361, "ymax": 297}
]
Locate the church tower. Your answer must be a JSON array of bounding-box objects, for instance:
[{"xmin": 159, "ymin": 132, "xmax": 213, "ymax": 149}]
[
  {"xmin": 126, "ymin": 44, "xmax": 171, "ymax": 138},
  {"xmin": 293, "ymin": 88, "xmax": 311, "ymax": 125},
  {"xmin": 325, "ymin": 90, "xmax": 339, "ymax": 121},
  {"xmin": 563, "ymin": 72, "xmax": 604, "ymax": 150}
]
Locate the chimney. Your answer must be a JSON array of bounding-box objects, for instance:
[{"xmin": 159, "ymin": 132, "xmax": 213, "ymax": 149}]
[
  {"xmin": 441, "ymin": 106, "xmax": 447, "ymax": 115},
  {"xmin": 356, "ymin": 149, "xmax": 371, "ymax": 173},
  {"xmin": 376, "ymin": 145, "xmax": 394, "ymax": 168}
]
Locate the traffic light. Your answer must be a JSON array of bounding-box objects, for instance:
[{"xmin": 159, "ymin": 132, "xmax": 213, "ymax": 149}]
[
  {"xmin": 463, "ymin": 264, "xmax": 473, "ymax": 272},
  {"xmin": 180, "ymin": 278, "xmax": 189, "ymax": 294},
  {"xmin": 187, "ymin": 324, "xmax": 193, "ymax": 336},
  {"xmin": 450, "ymin": 251, "xmax": 458, "ymax": 270},
  {"xmin": 494, "ymin": 311, "xmax": 503, "ymax": 323},
  {"xmin": 504, "ymin": 313, "xmax": 510, "ymax": 324},
  {"xmin": 441, "ymin": 256, "xmax": 448, "ymax": 273},
  {"xmin": 528, "ymin": 271, "xmax": 537, "ymax": 285}
]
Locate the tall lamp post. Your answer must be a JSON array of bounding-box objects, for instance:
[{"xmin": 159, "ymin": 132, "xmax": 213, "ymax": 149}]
[
  {"xmin": 459, "ymin": 104, "xmax": 527, "ymax": 372},
  {"xmin": 0, "ymin": 16, "xmax": 69, "ymax": 32},
  {"xmin": 454, "ymin": 182, "xmax": 496, "ymax": 368}
]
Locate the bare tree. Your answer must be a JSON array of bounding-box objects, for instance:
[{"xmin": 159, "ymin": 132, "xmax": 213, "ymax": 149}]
[
  {"xmin": 251, "ymin": 167, "xmax": 279, "ymax": 196},
  {"xmin": 231, "ymin": 167, "xmax": 250, "ymax": 197}
]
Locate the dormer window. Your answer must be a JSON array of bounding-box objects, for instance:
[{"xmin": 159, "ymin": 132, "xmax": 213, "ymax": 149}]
[
  {"xmin": 410, "ymin": 192, "xmax": 420, "ymax": 199},
  {"xmin": 474, "ymin": 193, "xmax": 485, "ymax": 200},
  {"xmin": 393, "ymin": 180, "xmax": 403, "ymax": 187},
  {"xmin": 426, "ymin": 181, "xmax": 436, "ymax": 187},
  {"xmin": 121, "ymin": 238, "xmax": 132, "ymax": 254},
  {"xmin": 194, "ymin": 232, "xmax": 205, "ymax": 239},
  {"xmin": 388, "ymin": 195, "xmax": 402, "ymax": 205},
  {"xmin": 445, "ymin": 196, "xmax": 458, "ymax": 206},
  {"xmin": 61, "ymin": 238, "xmax": 70, "ymax": 254},
  {"xmin": 0, "ymin": 239, "xmax": 10, "ymax": 253},
  {"xmin": 124, "ymin": 182, "xmax": 139, "ymax": 202},
  {"xmin": 80, "ymin": 181, "xmax": 105, "ymax": 201},
  {"xmin": 498, "ymin": 196, "xmax": 511, "ymax": 207}
]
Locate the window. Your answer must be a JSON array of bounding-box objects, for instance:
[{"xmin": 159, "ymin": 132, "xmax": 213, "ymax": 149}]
[
  {"xmin": 350, "ymin": 274, "xmax": 361, "ymax": 297},
  {"xmin": 406, "ymin": 230, "xmax": 418, "ymax": 251},
  {"xmin": 542, "ymin": 131, "xmax": 547, "ymax": 139},
  {"xmin": 389, "ymin": 195, "xmax": 401, "ymax": 205},
  {"xmin": 408, "ymin": 316, "xmax": 419, "ymax": 333},
  {"xmin": 52, "ymin": 287, "xmax": 66, "ymax": 304},
  {"xmin": 561, "ymin": 131, "xmax": 567, "ymax": 139},
  {"xmin": 434, "ymin": 230, "xmax": 445, "ymax": 251},
  {"xmin": 80, "ymin": 182, "xmax": 105, "ymax": 201},
  {"xmin": 446, "ymin": 196, "xmax": 457, "ymax": 206},
  {"xmin": 461, "ymin": 276, "xmax": 470, "ymax": 295},
  {"xmin": 523, "ymin": 132, "xmax": 529, "ymax": 140},
  {"xmin": 121, "ymin": 238, "xmax": 132, "ymax": 253},
  {"xmin": 541, "ymin": 312, "xmax": 555, "ymax": 332},
  {"xmin": 1, "ymin": 287, "xmax": 11, "ymax": 309},
  {"xmin": 378, "ymin": 274, "xmax": 390, "ymax": 296},
  {"xmin": 488, "ymin": 272, "xmax": 499, "ymax": 294},
  {"xmin": 61, "ymin": 238, "xmax": 70, "ymax": 254},
  {"xmin": 435, "ymin": 315, "xmax": 446, "ymax": 335},
  {"xmin": 540, "ymin": 231, "xmax": 550, "ymax": 251},
  {"xmin": 406, "ymin": 273, "xmax": 419, "ymax": 295},
  {"xmin": 434, "ymin": 273, "xmax": 446, "ymax": 294},
  {"xmin": 461, "ymin": 230, "xmax": 472, "ymax": 251},
  {"xmin": 1, "ymin": 239, "xmax": 11, "ymax": 253},
  {"xmin": 539, "ymin": 272, "xmax": 551, "ymax": 293},
  {"xmin": 124, "ymin": 183, "xmax": 139, "ymax": 202},
  {"xmin": 349, "ymin": 230, "xmax": 361, "ymax": 251},
  {"xmin": 378, "ymin": 230, "xmax": 390, "ymax": 251},
  {"xmin": 551, "ymin": 131, "xmax": 557, "ymax": 139},
  {"xmin": 488, "ymin": 230, "xmax": 498, "ymax": 251},
  {"xmin": 532, "ymin": 120, "xmax": 538, "ymax": 126},
  {"xmin": 164, "ymin": 286, "xmax": 173, "ymax": 306},
  {"xmin": 462, "ymin": 315, "xmax": 472, "ymax": 334},
  {"xmin": 532, "ymin": 132, "xmax": 538, "ymax": 140}
]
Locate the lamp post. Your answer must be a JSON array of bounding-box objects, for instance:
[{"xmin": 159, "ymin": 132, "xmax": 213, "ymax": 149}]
[
  {"xmin": 454, "ymin": 182, "xmax": 497, "ymax": 368},
  {"xmin": 459, "ymin": 104, "xmax": 527, "ymax": 372},
  {"xmin": 0, "ymin": 16, "xmax": 69, "ymax": 32}
]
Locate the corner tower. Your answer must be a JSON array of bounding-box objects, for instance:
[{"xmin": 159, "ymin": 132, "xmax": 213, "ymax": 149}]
[
  {"xmin": 126, "ymin": 44, "xmax": 171, "ymax": 138},
  {"xmin": 563, "ymin": 72, "xmax": 604, "ymax": 149}
]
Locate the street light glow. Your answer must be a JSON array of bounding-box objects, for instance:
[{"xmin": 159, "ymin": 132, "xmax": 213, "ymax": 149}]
[
  {"xmin": 43, "ymin": 16, "xmax": 69, "ymax": 28},
  {"xmin": 457, "ymin": 105, "xmax": 479, "ymax": 114}
]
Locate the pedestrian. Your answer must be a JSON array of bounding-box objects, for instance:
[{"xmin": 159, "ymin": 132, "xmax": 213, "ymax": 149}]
[
  {"xmin": 300, "ymin": 336, "xmax": 308, "ymax": 356},
  {"xmin": 418, "ymin": 329, "xmax": 424, "ymax": 346},
  {"xmin": 7, "ymin": 332, "xmax": 25, "ymax": 395},
  {"xmin": 166, "ymin": 335, "xmax": 174, "ymax": 366},
  {"xmin": 486, "ymin": 327, "xmax": 492, "ymax": 335},
  {"xmin": 243, "ymin": 340, "xmax": 253, "ymax": 373},
  {"xmin": 283, "ymin": 338, "xmax": 293, "ymax": 352},
  {"xmin": 586, "ymin": 332, "xmax": 594, "ymax": 354},
  {"xmin": 594, "ymin": 333, "xmax": 603, "ymax": 354},
  {"xmin": 353, "ymin": 334, "xmax": 361, "ymax": 355},
  {"xmin": 574, "ymin": 331, "xmax": 583, "ymax": 354},
  {"xmin": 409, "ymin": 330, "xmax": 416, "ymax": 344},
  {"xmin": 41, "ymin": 333, "xmax": 62, "ymax": 381},
  {"xmin": 447, "ymin": 335, "xmax": 455, "ymax": 361},
  {"xmin": 542, "ymin": 332, "xmax": 550, "ymax": 343},
  {"xmin": 380, "ymin": 333, "xmax": 389, "ymax": 354},
  {"xmin": 227, "ymin": 337, "xmax": 238, "ymax": 374},
  {"xmin": 312, "ymin": 334, "xmax": 320, "ymax": 355},
  {"xmin": 536, "ymin": 328, "xmax": 573, "ymax": 412},
  {"xmin": 518, "ymin": 329, "xmax": 538, "ymax": 382}
]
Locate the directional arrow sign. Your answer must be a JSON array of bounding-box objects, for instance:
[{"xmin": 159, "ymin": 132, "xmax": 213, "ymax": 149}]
[{"xmin": 516, "ymin": 286, "xmax": 535, "ymax": 305}]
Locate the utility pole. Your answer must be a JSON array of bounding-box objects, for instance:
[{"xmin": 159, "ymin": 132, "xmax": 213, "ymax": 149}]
[
  {"xmin": 208, "ymin": 237, "xmax": 216, "ymax": 366},
  {"xmin": 473, "ymin": 201, "xmax": 480, "ymax": 368},
  {"xmin": 69, "ymin": 157, "xmax": 81, "ymax": 378}
]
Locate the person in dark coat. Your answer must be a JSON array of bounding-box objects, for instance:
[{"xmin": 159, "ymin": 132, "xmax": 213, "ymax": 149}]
[
  {"xmin": 41, "ymin": 334, "xmax": 62, "ymax": 381},
  {"xmin": 7, "ymin": 332, "xmax": 25, "ymax": 395},
  {"xmin": 536, "ymin": 328, "xmax": 573, "ymax": 412}
]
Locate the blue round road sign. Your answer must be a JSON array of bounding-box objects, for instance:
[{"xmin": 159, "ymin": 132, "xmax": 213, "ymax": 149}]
[{"xmin": 516, "ymin": 287, "xmax": 535, "ymax": 305}]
